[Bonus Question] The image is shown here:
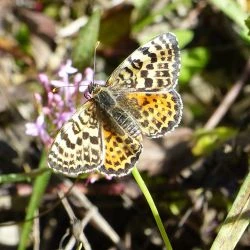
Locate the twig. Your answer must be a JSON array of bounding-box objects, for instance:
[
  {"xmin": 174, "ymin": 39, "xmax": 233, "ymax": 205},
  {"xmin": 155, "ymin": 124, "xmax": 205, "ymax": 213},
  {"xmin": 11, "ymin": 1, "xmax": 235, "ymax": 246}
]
[
  {"xmin": 205, "ymin": 58, "xmax": 250, "ymax": 129},
  {"xmin": 179, "ymin": 1, "xmax": 207, "ymax": 29},
  {"xmin": 59, "ymin": 191, "xmax": 77, "ymax": 222},
  {"xmin": 58, "ymin": 17, "xmax": 87, "ymax": 38},
  {"xmin": 58, "ymin": 191, "xmax": 92, "ymax": 250},
  {"xmin": 33, "ymin": 210, "xmax": 40, "ymax": 250},
  {"xmin": 63, "ymin": 179, "xmax": 127, "ymax": 250}
]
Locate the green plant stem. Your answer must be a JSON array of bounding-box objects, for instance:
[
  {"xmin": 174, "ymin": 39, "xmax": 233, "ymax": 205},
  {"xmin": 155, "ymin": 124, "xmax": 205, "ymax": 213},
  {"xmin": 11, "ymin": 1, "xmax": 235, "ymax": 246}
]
[
  {"xmin": 18, "ymin": 149, "xmax": 51, "ymax": 250},
  {"xmin": 0, "ymin": 168, "xmax": 49, "ymax": 184},
  {"xmin": 132, "ymin": 167, "xmax": 173, "ymax": 250}
]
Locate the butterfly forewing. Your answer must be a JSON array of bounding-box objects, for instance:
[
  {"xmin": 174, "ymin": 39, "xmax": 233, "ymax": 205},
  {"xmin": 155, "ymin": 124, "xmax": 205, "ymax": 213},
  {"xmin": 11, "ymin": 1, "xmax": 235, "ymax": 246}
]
[{"xmin": 106, "ymin": 33, "xmax": 180, "ymax": 92}]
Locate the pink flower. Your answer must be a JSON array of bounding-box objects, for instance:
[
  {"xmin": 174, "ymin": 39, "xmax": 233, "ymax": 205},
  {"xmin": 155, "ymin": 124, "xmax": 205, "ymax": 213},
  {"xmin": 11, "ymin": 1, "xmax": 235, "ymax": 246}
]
[
  {"xmin": 58, "ymin": 60, "xmax": 77, "ymax": 78},
  {"xmin": 26, "ymin": 60, "xmax": 99, "ymax": 148},
  {"xmin": 25, "ymin": 115, "xmax": 52, "ymax": 146},
  {"xmin": 26, "ymin": 60, "xmax": 107, "ymax": 181},
  {"xmin": 38, "ymin": 73, "xmax": 51, "ymax": 93}
]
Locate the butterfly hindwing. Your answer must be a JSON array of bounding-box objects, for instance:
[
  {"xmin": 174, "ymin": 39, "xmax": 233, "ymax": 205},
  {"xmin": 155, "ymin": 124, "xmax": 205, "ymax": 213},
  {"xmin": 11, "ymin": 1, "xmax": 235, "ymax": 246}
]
[
  {"xmin": 99, "ymin": 118, "xmax": 143, "ymax": 177},
  {"xmin": 123, "ymin": 90, "xmax": 182, "ymax": 138}
]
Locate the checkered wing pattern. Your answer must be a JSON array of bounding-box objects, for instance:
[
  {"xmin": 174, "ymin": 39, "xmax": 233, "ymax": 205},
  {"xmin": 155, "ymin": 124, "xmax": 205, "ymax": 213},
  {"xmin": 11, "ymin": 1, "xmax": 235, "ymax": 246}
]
[
  {"xmin": 107, "ymin": 33, "xmax": 180, "ymax": 92},
  {"xmin": 48, "ymin": 32, "xmax": 182, "ymax": 178},
  {"xmin": 48, "ymin": 101, "xmax": 103, "ymax": 177},
  {"xmin": 124, "ymin": 90, "xmax": 182, "ymax": 138},
  {"xmin": 98, "ymin": 119, "xmax": 143, "ymax": 177}
]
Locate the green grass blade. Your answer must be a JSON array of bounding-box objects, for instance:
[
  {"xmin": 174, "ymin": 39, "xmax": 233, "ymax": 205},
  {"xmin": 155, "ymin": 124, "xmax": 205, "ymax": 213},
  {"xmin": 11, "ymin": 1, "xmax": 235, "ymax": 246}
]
[{"xmin": 210, "ymin": 171, "xmax": 250, "ymax": 250}]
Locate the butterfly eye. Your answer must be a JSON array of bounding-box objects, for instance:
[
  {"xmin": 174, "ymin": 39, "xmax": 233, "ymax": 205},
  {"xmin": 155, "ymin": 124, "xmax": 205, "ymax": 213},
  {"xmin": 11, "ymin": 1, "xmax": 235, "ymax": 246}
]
[{"xmin": 88, "ymin": 83, "xmax": 96, "ymax": 93}]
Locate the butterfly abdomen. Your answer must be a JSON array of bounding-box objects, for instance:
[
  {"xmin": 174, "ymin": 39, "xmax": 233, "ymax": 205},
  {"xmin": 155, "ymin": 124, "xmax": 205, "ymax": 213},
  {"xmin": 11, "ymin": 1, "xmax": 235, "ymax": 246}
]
[{"xmin": 109, "ymin": 107, "xmax": 141, "ymax": 137}]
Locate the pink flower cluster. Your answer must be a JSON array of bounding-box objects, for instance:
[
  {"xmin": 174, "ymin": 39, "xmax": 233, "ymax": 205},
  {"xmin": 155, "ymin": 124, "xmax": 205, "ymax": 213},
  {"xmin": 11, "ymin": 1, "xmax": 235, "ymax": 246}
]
[{"xmin": 25, "ymin": 60, "xmax": 103, "ymax": 148}]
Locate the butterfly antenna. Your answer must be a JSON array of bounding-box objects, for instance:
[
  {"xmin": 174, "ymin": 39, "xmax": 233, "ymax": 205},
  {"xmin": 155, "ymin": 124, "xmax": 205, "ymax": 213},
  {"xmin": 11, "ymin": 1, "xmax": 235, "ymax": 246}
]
[
  {"xmin": 92, "ymin": 41, "xmax": 100, "ymax": 89},
  {"xmin": 52, "ymin": 85, "xmax": 88, "ymax": 93}
]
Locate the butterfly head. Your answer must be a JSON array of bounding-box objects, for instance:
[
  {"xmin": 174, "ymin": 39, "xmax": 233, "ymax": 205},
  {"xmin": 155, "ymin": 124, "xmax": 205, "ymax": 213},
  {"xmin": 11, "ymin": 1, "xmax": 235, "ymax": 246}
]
[{"xmin": 88, "ymin": 82, "xmax": 98, "ymax": 94}]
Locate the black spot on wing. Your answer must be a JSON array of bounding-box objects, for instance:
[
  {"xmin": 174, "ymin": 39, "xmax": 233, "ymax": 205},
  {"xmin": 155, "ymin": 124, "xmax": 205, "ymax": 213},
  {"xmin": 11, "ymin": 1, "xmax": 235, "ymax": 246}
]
[
  {"xmin": 145, "ymin": 78, "xmax": 153, "ymax": 88},
  {"xmin": 129, "ymin": 57, "xmax": 143, "ymax": 70}
]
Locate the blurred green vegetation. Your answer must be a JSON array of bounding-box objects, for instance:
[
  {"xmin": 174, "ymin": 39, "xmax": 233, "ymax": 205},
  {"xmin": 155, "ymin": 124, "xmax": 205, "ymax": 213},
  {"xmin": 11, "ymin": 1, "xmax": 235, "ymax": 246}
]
[{"xmin": 0, "ymin": 0, "xmax": 249, "ymax": 250}]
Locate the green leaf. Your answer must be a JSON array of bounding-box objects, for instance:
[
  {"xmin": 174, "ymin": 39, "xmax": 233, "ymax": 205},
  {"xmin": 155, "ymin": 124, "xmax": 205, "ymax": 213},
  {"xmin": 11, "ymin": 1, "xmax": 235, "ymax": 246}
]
[
  {"xmin": 180, "ymin": 47, "xmax": 210, "ymax": 84},
  {"xmin": 132, "ymin": 0, "xmax": 193, "ymax": 33},
  {"xmin": 99, "ymin": 5, "xmax": 133, "ymax": 46},
  {"xmin": 133, "ymin": 0, "xmax": 151, "ymax": 23},
  {"xmin": 132, "ymin": 2, "xmax": 176, "ymax": 33},
  {"xmin": 175, "ymin": 29, "xmax": 194, "ymax": 49},
  {"xmin": 192, "ymin": 127, "xmax": 237, "ymax": 156},
  {"xmin": 72, "ymin": 9, "xmax": 101, "ymax": 70},
  {"xmin": 245, "ymin": 16, "xmax": 250, "ymax": 35},
  {"xmin": 15, "ymin": 23, "xmax": 30, "ymax": 52},
  {"xmin": 44, "ymin": 3, "xmax": 60, "ymax": 19},
  {"xmin": 209, "ymin": 0, "xmax": 250, "ymax": 42}
]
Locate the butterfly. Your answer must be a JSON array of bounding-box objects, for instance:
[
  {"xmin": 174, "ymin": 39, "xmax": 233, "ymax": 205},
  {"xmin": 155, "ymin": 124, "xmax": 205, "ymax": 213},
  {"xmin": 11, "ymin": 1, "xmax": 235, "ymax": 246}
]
[{"xmin": 48, "ymin": 32, "xmax": 182, "ymax": 177}]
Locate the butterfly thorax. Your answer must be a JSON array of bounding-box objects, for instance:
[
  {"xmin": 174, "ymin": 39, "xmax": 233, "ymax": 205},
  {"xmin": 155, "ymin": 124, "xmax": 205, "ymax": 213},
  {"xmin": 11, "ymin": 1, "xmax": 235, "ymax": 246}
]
[{"xmin": 93, "ymin": 86, "xmax": 141, "ymax": 138}]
